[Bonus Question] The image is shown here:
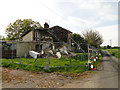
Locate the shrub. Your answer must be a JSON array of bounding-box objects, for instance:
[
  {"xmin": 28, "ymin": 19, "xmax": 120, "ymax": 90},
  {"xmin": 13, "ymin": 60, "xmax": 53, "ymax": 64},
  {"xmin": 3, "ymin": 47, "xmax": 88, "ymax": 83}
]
[{"xmin": 111, "ymin": 52, "xmax": 115, "ymax": 56}]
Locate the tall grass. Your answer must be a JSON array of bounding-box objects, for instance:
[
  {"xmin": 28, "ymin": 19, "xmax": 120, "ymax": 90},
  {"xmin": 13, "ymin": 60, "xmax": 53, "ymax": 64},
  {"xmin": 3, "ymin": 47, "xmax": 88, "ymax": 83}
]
[{"xmin": 1, "ymin": 54, "xmax": 101, "ymax": 73}]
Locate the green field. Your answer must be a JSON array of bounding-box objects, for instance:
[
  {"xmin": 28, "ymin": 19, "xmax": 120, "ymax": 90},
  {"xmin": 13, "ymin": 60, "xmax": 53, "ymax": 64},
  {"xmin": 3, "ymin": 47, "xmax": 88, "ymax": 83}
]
[
  {"xmin": 105, "ymin": 49, "xmax": 120, "ymax": 59},
  {"xmin": 1, "ymin": 54, "xmax": 101, "ymax": 73}
]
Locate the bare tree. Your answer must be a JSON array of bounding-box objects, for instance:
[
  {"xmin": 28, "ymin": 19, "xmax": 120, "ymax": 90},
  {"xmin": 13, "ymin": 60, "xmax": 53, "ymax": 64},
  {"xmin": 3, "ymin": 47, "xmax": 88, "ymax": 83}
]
[{"xmin": 82, "ymin": 30, "xmax": 103, "ymax": 47}]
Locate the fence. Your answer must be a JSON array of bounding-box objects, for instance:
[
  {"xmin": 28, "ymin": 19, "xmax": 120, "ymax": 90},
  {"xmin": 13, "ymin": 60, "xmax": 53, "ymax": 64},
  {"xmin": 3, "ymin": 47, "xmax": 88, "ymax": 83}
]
[
  {"xmin": 88, "ymin": 44, "xmax": 99, "ymax": 60},
  {"xmin": 1, "ymin": 40, "xmax": 100, "ymax": 70}
]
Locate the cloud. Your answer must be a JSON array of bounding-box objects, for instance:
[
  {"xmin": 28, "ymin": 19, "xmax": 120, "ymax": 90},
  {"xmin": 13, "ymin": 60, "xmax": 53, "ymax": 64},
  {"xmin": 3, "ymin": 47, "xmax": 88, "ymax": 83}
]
[
  {"xmin": 54, "ymin": 1, "xmax": 117, "ymax": 27},
  {"xmin": 78, "ymin": 1, "xmax": 101, "ymax": 9},
  {"xmin": 0, "ymin": 0, "xmax": 63, "ymax": 37},
  {"xmin": 99, "ymin": 14, "xmax": 117, "ymax": 23},
  {"xmin": 96, "ymin": 25, "xmax": 118, "ymax": 46},
  {"xmin": 0, "ymin": 0, "xmax": 118, "ymax": 47},
  {"xmin": 67, "ymin": 16, "xmax": 98, "ymax": 27}
]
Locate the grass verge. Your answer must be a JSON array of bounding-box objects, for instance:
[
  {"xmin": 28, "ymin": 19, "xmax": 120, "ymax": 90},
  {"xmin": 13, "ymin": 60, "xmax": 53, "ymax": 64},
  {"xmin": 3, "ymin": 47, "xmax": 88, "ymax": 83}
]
[
  {"xmin": 1, "ymin": 54, "xmax": 102, "ymax": 73},
  {"xmin": 104, "ymin": 49, "xmax": 120, "ymax": 59}
]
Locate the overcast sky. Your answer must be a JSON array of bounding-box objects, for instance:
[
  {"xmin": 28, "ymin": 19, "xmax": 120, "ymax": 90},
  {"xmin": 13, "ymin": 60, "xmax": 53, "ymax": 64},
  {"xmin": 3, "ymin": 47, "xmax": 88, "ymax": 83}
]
[{"xmin": 0, "ymin": 0, "xmax": 118, "ymax": 46}]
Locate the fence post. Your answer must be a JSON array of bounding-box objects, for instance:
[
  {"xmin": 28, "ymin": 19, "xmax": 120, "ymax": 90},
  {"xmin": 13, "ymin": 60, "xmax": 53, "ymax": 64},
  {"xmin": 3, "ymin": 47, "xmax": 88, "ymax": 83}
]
[
  {"xmin": 11, "ymin": 41, "xmax": 13, "ymax": 63},
  {"xmin": 20, "ymin": 41, "xmax": 22, "ymax": 64},
  {"xmin": 88, "ymin": 44, "xmax": 91, "ymax": 70}
]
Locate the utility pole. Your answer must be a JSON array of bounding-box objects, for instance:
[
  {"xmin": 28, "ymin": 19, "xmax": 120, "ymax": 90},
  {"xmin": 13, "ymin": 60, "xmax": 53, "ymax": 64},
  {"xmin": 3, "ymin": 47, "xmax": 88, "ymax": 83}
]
[{"xmin": 110, "ymin": 40, "xmax": 112, "ymax": 48}]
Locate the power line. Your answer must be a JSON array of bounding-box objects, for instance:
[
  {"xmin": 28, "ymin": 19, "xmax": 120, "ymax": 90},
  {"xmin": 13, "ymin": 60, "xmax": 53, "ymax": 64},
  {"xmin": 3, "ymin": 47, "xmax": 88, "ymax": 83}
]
[
  {"xmin": 39, "ymin": 1, "xmax": 63, "ymax": 18},
  {"xmin": 39, "ymin": 1, "xmax": 89, "ymax": 30},
  {"xmin": 39, "ymin": 1, "xmax": 75, "ymax": 27}
]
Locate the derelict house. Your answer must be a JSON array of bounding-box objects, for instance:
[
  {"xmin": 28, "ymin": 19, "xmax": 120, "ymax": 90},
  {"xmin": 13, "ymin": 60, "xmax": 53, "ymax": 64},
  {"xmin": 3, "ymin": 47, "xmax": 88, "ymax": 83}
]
[{"xmin": 1, "ymin": 23, "xmax": 72, "ymax": 58}]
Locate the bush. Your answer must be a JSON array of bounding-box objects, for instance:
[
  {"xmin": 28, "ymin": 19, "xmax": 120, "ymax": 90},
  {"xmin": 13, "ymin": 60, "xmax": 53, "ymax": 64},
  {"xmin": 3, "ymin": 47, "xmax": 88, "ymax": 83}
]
[
  {"xmin": 111, "ymin": 52, "xmax": 115, "ymax": 56},
  {"xmin": 99, "ymin": 49, "xmax": 103, "ymax": 56}
]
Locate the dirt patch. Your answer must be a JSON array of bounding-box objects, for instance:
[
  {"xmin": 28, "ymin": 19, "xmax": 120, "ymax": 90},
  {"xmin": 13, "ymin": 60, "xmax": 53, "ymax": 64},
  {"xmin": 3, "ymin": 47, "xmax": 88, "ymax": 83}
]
[{"xmin": 2, "ymin": 67, "xmax": 93, "ymax": 88}]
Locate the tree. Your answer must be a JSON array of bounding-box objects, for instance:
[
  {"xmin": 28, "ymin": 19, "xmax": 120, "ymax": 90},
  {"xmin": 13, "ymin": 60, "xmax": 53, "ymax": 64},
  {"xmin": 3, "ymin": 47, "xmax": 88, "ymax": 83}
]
[
  {"xmin": 72, "ymin": 33, "xmax": 88, "ymax": 52},
  {"xmin": 5, "ymin": 19, "xmax": 43, "ymax": 40},
  {"xmin": 82, "ymin": 30, "xmax": 103, "ymax": 47},
  {"xmin": 107, "ymin": 45, "xmax": 111, "ymax": 49}
]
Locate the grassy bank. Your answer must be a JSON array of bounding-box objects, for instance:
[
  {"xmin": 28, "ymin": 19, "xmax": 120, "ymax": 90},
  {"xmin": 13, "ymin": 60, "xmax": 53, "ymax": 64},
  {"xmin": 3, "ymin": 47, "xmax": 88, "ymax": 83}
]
[{"xmin": 105, "ymin": 49, "xmax": 120, "ymax": 59}]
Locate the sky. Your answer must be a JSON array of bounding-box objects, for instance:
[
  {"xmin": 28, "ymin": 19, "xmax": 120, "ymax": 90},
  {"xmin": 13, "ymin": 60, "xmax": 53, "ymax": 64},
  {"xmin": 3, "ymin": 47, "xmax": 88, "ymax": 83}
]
[{"xmin": 0, "ymin": 0, "xmax": 118, "ymax": 46}]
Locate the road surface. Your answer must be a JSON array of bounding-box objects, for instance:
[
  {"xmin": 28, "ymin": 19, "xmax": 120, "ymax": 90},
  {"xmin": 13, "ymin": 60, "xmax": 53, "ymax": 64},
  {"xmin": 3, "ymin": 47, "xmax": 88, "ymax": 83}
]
[{"xmin": 60, "ymin": 50, "xmax": 118, "ymax": 88}]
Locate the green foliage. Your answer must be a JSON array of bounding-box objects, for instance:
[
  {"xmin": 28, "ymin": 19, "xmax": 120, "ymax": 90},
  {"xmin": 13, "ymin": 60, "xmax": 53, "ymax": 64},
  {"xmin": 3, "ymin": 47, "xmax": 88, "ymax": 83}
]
[
  {"xmin": 72, "ymin": 54, "xmax": 88, "ymax": 61},
  {"xmin": 105, "ymin": 49, "xmax": 120, "ymax": 59},
  {"xmin": 72, "ymin": 33, "xmax": 84, "ymax": 44},
  {"xmin": 111, "ymin": 52, "xmax": 115, "ymax": 56},
  {"xmin": 1, "ymin": 56, "xmax": 88, "ymax": 73},
  {"xmin": 72, "ymin": 33, "xmax": 88, "ymax": 52},
  {"xmin": 106, "ymin": 45, "xmax": 111, "ymax": 49},
  {"xmin": 5, "ymin": 19, "xmax": 43, "ymax": 40},
  {"xmin": 99, "ymin": 49, "xmax": 103, "ymax": 57},
  {"xmin": 1, "ymin": 53, "xmax": 101, "ymax": 73},
  {"xmin": 83, "ymin": 30, "xmax": 103, "ymax": 47},
  {"xmin": 92, "ymin": 58, "xmax": 100, "ymax": 68}
]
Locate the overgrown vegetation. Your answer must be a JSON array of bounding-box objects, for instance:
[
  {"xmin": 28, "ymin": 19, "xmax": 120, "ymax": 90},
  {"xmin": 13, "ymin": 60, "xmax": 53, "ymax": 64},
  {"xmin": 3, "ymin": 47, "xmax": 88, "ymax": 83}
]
[
  {"xmin": 2, "ymin": 57, "xmax": 88, "ymax": 67},
  {"xmin": 99, "ymin": 48, "xmax": 103, "ymax": 57},
  {"xmin": 1, "ymin": 54, "xmax": 102, "ymax": 73},
  {"xmin": 72, "ymin": 33, "xmax": 88, "ymax": 52}
]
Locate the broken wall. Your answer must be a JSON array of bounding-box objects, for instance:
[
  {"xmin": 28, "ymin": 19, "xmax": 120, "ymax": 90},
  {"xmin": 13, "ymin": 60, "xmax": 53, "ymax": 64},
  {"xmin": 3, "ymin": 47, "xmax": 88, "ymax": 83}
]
[{"xmin": 16, "ymin": 42, "xmax": 34, "ymax": 57}]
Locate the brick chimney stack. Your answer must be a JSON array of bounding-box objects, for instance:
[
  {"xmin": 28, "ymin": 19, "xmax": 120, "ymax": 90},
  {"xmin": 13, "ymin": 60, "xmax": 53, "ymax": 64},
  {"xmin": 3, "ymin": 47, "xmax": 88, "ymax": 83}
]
[{"xmin": 44, "ymin": 22, "xmax": 49, "ymax": 28}]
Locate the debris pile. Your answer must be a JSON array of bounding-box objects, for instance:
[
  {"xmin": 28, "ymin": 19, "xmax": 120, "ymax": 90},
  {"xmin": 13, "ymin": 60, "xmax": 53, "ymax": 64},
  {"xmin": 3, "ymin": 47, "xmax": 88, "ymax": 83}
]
[{"xmin": 29, "ymin": 45, "xmax": 76, "ymax": 59}]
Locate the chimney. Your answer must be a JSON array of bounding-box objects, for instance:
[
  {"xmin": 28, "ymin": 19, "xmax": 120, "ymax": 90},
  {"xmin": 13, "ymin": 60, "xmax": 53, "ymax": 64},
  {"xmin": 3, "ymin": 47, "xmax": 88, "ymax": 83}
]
[{"xmin": 44, "ymin": 22, "xmax": 49, "ymax": 28}]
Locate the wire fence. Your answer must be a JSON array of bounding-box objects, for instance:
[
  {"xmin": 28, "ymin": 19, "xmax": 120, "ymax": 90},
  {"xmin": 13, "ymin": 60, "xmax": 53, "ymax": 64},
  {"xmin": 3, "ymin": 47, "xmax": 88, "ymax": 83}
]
[{"xmin": 1, "ymin": 40, "xmax": 100, "ymax": 69}]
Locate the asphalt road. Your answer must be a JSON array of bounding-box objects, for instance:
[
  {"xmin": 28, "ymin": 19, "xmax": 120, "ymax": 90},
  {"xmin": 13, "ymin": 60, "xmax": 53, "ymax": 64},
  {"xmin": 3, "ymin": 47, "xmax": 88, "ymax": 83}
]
[{"xmin": 60, "ymin": 50, "xmax": 118, "ymax": 88}]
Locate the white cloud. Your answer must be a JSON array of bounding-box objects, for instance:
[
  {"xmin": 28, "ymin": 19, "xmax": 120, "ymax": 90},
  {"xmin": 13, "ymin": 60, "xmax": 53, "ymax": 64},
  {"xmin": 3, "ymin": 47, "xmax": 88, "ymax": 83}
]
[
  {"xmin": 96, "ymin": 25, "xmax": 118, "ymax": 46},
  {"xmin": 0, "ymin": 0, "xmax": 118, "ymax": 47},
  {"xmin": 99, "ymin": 14, "xmax": 117, "ymax": 23},
  {"xmin": 68, "ymin": 16, "xmax": 98, "ymax": 27},
  {"xmin": 78, "ymin": 1, "xmax": 101, "ymax": 9}
]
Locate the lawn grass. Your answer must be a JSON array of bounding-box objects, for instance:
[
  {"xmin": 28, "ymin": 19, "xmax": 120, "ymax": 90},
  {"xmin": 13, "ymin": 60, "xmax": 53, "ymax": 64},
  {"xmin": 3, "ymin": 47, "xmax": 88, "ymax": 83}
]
[
  {"xmin": 104, "ymin": 49, "xmax": 120, "ymax": 59},
  {"xmin": 1, "ymin": 54, "xmax": 102, "ymax": 73}
]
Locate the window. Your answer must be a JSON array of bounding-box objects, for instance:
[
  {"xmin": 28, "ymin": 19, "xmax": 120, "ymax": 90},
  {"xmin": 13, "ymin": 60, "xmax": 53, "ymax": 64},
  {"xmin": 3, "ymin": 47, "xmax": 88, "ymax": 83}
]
[
  {"xmin": 51, "ymin": 29, "xmax": 54, "ymax": 33},
  {"xmin": 34, "ymin": 32, "xmax": 38, "ymax": 41},
  {"xmin": 35, "ymin": 45, "xmax": 39, "ymax": 51},
  {"xmin": 35, "ymin": 44, "xmax": 42, "ymax": 51}
]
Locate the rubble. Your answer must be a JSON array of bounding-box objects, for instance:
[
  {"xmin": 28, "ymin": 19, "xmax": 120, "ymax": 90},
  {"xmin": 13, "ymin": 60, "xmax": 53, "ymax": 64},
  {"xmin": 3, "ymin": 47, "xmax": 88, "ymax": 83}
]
[
  {"xmin": 29, "ymin": 45, "xmax": 77, "ymax": 59},
  {"xmin": 48, "ymin": 50, "xmax": 53, "ymax": 55},
  {"xmin": 29, "ymin": 51, "xmax": 40, "ymax": 59},
  {"xmin": 59, "ymin": 46, "xmax": 68, "ymax": 55},
  {"xmin": 56, "ymin": 52, "xmax": 61, "ymax": 59}
]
